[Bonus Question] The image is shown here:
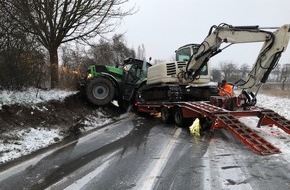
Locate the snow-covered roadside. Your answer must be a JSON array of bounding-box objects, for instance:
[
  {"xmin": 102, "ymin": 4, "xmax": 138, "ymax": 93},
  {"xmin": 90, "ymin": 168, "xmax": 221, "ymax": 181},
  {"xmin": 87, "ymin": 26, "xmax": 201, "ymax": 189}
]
[
  {"xmin": 0, "ymin": 127, "xmax": 63, "ymax": 163},
  {"xmin": 257, "ymin": 93, "xmax": 290, "ymax": 120},
  {"xmin": 239, "ymin": 93, "xmax": 290, "ymax": 156},
  {"xmin": 0, "ymin": 88, "xmax": 113, "ymax": 164},
  {"xmin": 0, "ymin": 88, "xmax": 77, "ymax": 110}
]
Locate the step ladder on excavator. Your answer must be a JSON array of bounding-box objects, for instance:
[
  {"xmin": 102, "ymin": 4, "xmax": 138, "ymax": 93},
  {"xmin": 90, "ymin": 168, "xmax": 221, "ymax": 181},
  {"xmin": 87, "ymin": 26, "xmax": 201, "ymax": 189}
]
[{"xmin": 183, "ymin": 102, "xmax": 290, "ymax": 155}]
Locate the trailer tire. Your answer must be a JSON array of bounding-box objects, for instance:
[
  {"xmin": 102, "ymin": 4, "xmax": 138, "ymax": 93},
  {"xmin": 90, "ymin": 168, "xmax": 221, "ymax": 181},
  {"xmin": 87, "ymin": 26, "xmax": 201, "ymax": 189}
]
[
  {"xmin": 86, "ymin": 77, "xmax": 115, "ymax": 106},
  {"xmin": 173, "ymin": 108, "xmax": 184, "ymax": 127},
  {"xmin": 173, "ymin": 107, "xmax": 192, "ymax": 127},
  {"xmin": 161, "ymin": 107, "xmax": 172, "ymax": 123},
  {"xmin": 118, "ymin": 99, "xmax": 133, "ymax": 112}
]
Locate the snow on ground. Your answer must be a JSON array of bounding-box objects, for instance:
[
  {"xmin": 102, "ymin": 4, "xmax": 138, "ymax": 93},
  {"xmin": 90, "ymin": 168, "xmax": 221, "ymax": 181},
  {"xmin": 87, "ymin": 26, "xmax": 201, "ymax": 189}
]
[
  {"xmin": 0, "ymin": 127, "xmax": 62, "ymax": 163},
  {"xmin": 257, "ymin": 93, "xmax": 290, "ymax": 119},
  {"xmin": 0, "ymin": 88, "xmax": 290, "ymax": 164},
  {"xmin": 0, "ymin": 88, "xmax": 78, "ymax": 110},
  {"xmin": 0, "ymin": 88, "xmax": 113, "ymax": 164},
  {"xmin": 239, "ymin": 93, "xmax": 290, "ymax": 156}
]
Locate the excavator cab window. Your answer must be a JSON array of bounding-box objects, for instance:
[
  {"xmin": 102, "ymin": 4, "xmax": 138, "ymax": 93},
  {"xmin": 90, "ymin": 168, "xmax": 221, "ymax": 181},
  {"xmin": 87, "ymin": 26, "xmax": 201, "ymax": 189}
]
[
  {"xmin": 176, "ymin": 47, "xmax": 191, "ymax": 61},
  {"xmin": 175, "ymin": 44, "xmax": 199, "ymax": 62},
  {"xmin": 176, "ymin": 44, "xmax": 208, "ymax": 76},
  {"xmin": 199, "ymin": 64, "xmax": 208, "ymax": 75}
]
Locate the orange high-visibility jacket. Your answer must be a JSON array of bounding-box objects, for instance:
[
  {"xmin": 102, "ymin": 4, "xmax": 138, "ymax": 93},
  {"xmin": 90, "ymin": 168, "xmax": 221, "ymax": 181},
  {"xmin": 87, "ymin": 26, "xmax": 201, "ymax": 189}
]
[{"xmin": 219, "ymin": 83, "xmax": 234, "ymax": 97}]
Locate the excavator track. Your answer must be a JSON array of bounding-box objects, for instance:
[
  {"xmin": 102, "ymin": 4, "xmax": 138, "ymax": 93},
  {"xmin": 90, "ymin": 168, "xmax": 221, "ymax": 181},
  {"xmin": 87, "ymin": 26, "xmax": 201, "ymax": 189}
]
[{"xmin": 138, "ymin": 84, "xmax": 219, "ymax": 102}]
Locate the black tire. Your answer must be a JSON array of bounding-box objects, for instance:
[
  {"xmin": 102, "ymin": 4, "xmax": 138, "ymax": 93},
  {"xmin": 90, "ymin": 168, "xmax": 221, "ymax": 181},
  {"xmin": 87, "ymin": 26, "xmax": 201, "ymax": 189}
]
[
  {"xmin": 118, "ymin": 99, "xmax": 133, "ymax": 112},
  {"xmin": 161, "ymin": 107, "xmax": 172, "ymax": 123},
  {"xmin": 173, "ymin": 107, "xmax": 192, "ymax": 127},
  {"xmin": 86, "ymin": 77, "xmax": 115, "ymax": 106},
  {"xmin": 173, "ymin": 107, "xmax": 184, "ymax": 127}
]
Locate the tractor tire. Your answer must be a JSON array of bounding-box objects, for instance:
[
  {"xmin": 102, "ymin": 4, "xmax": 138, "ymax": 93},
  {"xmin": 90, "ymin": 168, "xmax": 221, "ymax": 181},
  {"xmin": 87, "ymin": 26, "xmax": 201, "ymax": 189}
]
[
  {"xmin": 86, "ymin": 77, "xmax": 115, "ymax": 106},
  {"xmin": 161, "ymin": 107, "xmax": 173, "ymax": 124}
]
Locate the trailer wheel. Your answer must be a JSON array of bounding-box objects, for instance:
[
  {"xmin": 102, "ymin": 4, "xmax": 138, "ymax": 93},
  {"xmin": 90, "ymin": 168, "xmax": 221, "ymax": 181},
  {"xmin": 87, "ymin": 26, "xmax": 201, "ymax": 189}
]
[
  {"xmin": 173, "ymin": 107, "xmax": 192, "ymax": 127},
  {"xmin": 173, "ymin": 108, "xmax": 185, "ymax": 127},
  {"xmin": 161, "ymin": 107, "xmax": 172, "ymax": 123},
  {"xmin": 86, "ymin": 77, "xmax": 115, "ymax": 106},
  {"xmin": 118, "ymin": 99, "xmax": 133, "ymax": 112}
]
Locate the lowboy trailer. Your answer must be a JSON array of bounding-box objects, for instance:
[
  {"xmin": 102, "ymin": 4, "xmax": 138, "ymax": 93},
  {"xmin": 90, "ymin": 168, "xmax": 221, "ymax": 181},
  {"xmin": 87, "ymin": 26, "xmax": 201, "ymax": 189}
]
[{"xmin": 135, "ymin": 98, "xmax": 290, "ymax": 155}]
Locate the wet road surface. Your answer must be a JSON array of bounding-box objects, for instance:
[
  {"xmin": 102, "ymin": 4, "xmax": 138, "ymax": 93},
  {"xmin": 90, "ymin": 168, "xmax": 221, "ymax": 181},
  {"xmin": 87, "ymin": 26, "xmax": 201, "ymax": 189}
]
[{"xmin": 0, "ymin": 113, "xmax": 290, "ymax": 190}]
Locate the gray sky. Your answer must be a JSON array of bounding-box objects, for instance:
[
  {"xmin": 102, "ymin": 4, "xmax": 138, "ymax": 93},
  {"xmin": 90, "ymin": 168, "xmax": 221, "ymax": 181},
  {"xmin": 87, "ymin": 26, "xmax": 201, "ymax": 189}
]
[{"xmin": 116, "ymin": 0, "xmax": 290, "ymax": 67}]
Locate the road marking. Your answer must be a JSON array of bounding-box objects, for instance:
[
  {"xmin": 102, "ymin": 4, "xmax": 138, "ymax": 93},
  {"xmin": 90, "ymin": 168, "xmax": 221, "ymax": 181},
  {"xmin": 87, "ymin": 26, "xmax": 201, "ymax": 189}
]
[
  {"xmin": 136, "ymin": 128, "xmax": 182, "ymax": 190},
  {"xmin": 202, "ymin": 147, "xmax": 212, "ymax": 190},
  {"xmin": 46, "ymin": 150, "xmax": 120, "ymax": 190},
  {"xmin": 62, "ymin": 159, "xmax": 111, "ymax": 190}
]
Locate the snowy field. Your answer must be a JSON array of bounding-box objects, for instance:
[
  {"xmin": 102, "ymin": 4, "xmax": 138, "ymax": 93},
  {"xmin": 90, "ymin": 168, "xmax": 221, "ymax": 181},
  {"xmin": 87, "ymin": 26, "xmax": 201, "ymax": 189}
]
[{"xmin": 0, "ymin": 88, "xmax": 290, "ymax": 164}]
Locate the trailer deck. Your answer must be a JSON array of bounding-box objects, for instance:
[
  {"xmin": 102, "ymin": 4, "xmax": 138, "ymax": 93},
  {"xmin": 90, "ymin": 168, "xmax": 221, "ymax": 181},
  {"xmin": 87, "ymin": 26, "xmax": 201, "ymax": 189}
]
[{"xmin": 136, "ymin": 101, "xmax": 290, "ymax": 155}]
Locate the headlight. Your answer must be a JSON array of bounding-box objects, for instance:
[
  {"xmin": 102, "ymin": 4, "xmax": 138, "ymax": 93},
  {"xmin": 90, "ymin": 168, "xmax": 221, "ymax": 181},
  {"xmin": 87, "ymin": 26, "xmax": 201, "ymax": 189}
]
[{"xmin": 87, "ymin": 73, "xmax": 93, "ymax": 79}]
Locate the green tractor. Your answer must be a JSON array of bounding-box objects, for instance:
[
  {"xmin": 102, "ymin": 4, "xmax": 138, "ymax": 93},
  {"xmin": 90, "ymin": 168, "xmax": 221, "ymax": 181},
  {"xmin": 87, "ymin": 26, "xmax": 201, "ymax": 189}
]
[{"xmin": 79, "ymin": 58, "xmax": 151, "ymax": 110}]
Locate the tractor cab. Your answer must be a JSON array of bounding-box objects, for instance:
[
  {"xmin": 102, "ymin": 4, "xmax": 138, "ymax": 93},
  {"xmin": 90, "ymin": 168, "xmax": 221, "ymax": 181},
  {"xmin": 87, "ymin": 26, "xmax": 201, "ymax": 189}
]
[{"xmin": 120, "ymin": 58, "xmax": 151, "ymax": 102}]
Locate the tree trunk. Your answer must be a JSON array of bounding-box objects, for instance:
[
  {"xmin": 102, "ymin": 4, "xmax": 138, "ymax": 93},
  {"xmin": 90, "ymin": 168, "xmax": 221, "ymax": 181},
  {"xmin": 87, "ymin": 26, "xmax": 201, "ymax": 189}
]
[{"xmin": 49, "ymin": 47, "xmax": 59, "ymax": 89}]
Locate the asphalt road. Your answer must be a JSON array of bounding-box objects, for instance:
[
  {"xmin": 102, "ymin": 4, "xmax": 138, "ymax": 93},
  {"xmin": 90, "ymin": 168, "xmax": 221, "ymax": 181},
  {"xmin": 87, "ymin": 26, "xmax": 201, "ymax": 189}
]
[{"xmin": 0, "ymin": 113, "xmax": 289, "ymax": 190}]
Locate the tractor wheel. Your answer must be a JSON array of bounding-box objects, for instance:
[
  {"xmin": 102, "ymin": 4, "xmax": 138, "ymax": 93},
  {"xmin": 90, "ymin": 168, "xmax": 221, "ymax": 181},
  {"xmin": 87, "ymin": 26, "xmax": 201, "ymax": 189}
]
[
  {"xmin": 161, "ymin": 107, "xmax": 172, "ymax": 123},
  {"xmin": 173, "ymin": 107, "xmax": 192, "ymax": 127},
  {"xmin": 86, "ymin": 77, "xmax": 115, "ymax": 106}
]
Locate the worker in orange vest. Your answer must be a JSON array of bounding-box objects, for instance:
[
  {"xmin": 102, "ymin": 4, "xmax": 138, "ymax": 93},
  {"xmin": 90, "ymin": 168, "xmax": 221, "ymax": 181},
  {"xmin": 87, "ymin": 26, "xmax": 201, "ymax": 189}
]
[{"xmin": 219, "ymin": 80, "xmax": 234, "ymax": 97}]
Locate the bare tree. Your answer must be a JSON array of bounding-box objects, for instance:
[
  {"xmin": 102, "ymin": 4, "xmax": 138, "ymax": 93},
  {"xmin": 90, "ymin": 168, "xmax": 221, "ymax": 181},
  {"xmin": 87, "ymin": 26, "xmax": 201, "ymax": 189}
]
[
  {"xmin": 0, "ymin": 4, "xmax": 46, "ymax": 90},
  {"xmin": 1, "ymin": 0, "xmax": 134, "ymax": 88},
  {"xmin": 240, "ymin": 63, "xmax": 250, "ymax": 79},
  {"xmin": 137, "ymin": 44, "xmax": 146, "ymax": 60},
  {"xmin": 219, "ymin": 60, "xmax": 238, "ymax": 82},
  {"xmin": 90, "ymin": 34, "xmax": 135, "ymax": 66},
  {"xmin": 60, "ymin": 44, "xmax": 86, "ymax": 89},
  {"xmin": 211, "ymin": 68, "xmax": 222, "ymax": 82},
  {"xmin": 112, "ymin": 34, "xmax": 135, "ymax": 64},
  {"xmin": 271, "ymin": 64, "xmax": 281, "ymax": 82}
]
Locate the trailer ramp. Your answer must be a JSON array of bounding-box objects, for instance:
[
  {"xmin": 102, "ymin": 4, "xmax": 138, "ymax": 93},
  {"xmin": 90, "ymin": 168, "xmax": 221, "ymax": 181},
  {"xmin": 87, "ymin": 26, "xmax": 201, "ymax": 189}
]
[
  {"xmin": 214, "ymin": 114, "xmax": 281, "ymax": 155},
  {"xmin": 258, "ymin": 109, "xmax": 290, "ymax": 134},
  {"xmin": 183, "ymin": 102, "xmax": 290, "ymax": 155}
]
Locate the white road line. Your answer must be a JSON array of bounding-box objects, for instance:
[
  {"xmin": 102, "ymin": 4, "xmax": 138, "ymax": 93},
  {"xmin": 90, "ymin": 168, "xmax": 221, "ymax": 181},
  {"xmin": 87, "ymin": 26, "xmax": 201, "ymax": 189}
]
[
  {"xmin": 45, "ymin": 150, "xmax": 120, "ymax": 190},
  {"xmin": 202, "ymin": 146, "xmax": 212, "ymax": 190},
  {"xmin": 62, "ymin": 159, "xmax": 111, "ymax": 190},
  {"xmin": 136, "ymin": 128, "xmax": 182, "ymax": 190}
]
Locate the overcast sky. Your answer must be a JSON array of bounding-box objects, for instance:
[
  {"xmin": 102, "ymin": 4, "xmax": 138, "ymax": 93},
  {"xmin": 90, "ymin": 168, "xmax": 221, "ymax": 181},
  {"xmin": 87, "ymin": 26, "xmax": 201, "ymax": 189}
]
[{"xmin": 115, "ymin": 0, "xmax": 290, "ymax": 67}]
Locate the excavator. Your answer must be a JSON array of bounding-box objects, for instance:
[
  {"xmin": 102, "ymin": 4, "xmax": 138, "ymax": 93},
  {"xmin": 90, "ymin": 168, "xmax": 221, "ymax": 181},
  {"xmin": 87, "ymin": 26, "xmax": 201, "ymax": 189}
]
[
  {"xmin": 139, "ymin": 23, "xmax": 290, "ymax": 110},
  {"xmin": 136, "ymin": 23, "xmax": 290, "ymax": 155},
  {"xmin": 139, "ymin": 44, "xmax": 219, "ymax": 102}
]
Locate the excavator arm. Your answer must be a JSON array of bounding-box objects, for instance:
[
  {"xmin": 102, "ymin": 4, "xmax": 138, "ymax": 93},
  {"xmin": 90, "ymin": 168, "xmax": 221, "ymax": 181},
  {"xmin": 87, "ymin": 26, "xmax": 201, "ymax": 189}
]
[{"xmin": 186, "ymin": 23, "xmax": 290, "ymax": 107}]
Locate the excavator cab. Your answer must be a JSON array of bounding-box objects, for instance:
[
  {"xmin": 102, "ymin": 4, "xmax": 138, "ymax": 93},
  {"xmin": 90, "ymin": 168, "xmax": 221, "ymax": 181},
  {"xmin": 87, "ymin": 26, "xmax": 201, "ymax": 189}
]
[
  {"xmin": 175, "ymin": 44, "xmax": 209, "ymax": 76},
  {"xmin": 175, "ymin": 44, "xmax": 199, "ymax": 62}
]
